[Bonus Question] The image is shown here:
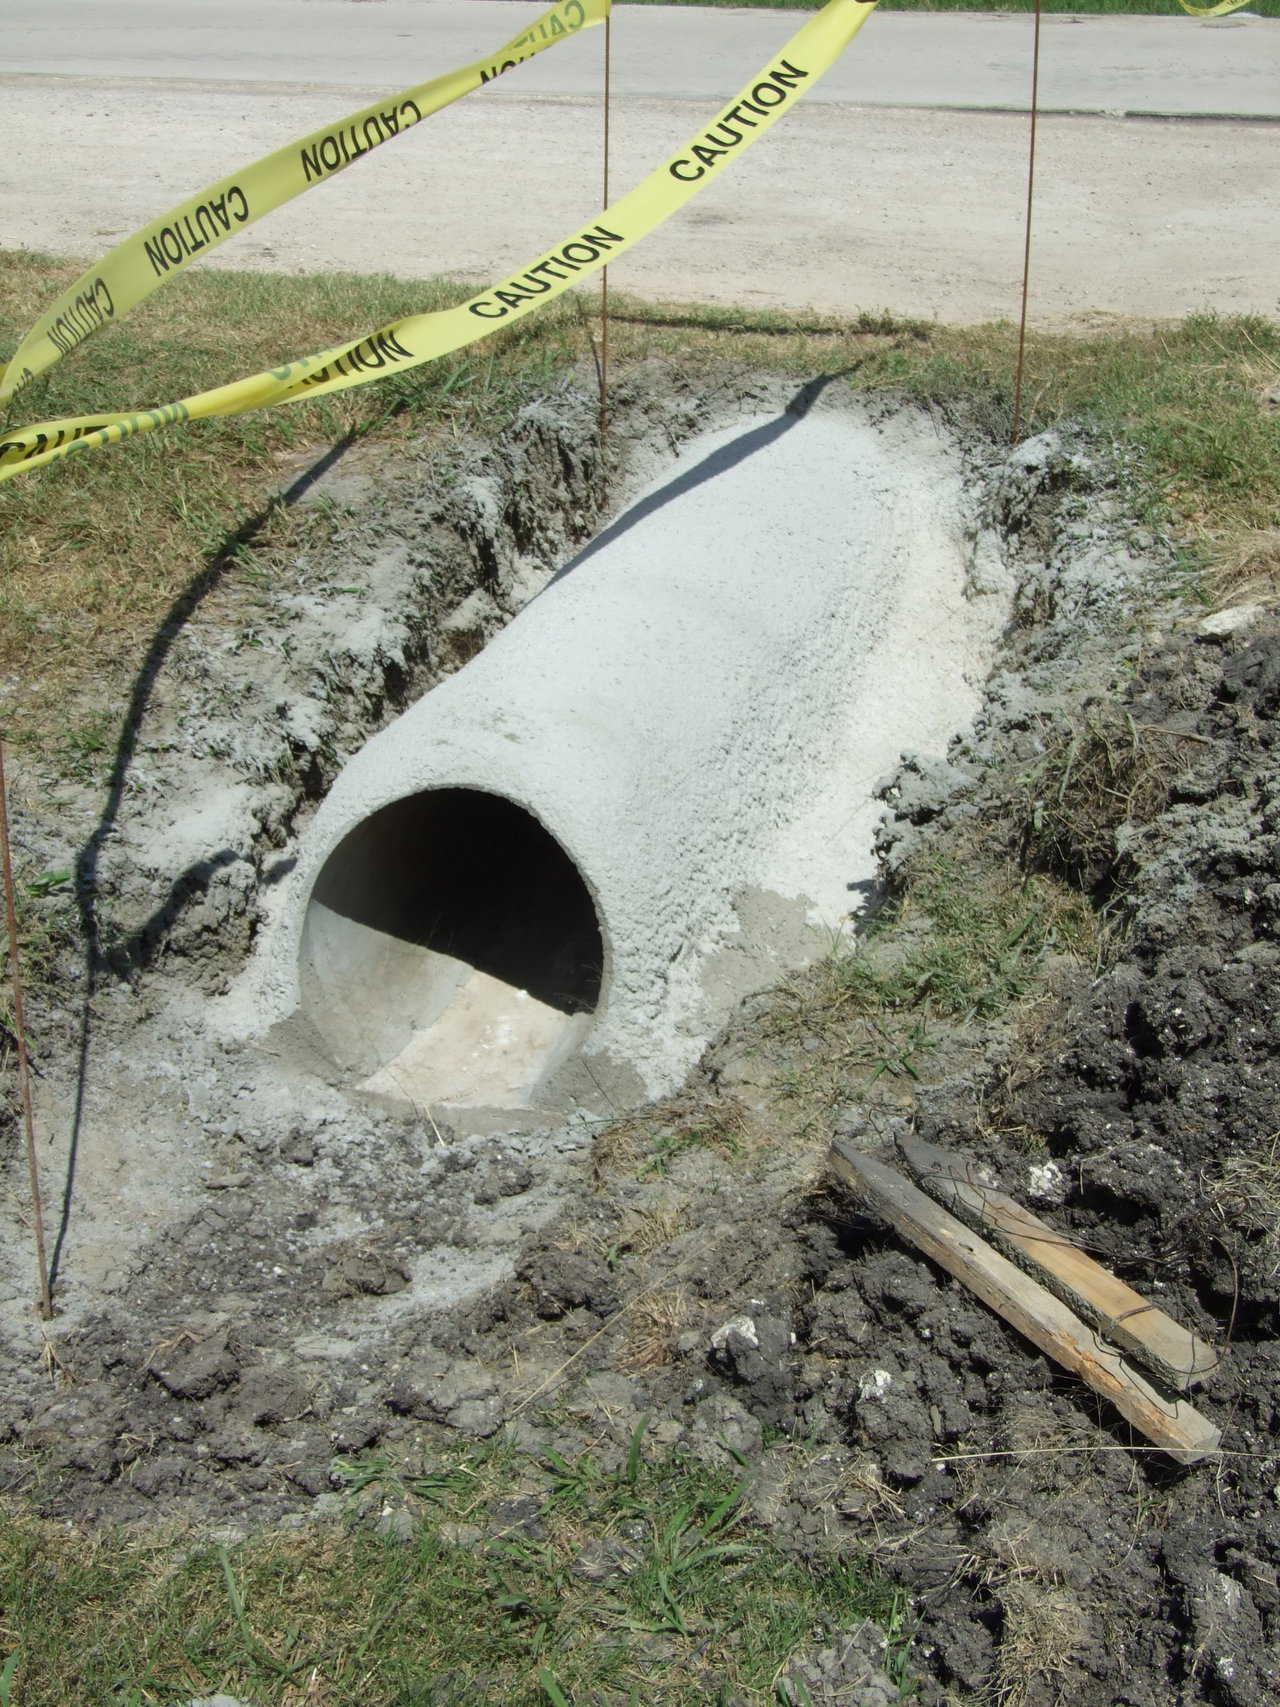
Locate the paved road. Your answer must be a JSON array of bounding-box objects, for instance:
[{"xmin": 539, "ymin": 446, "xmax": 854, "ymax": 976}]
[
  {"xmin": 10, "ymin": 2, "xmax": 1280, "ymax": 116},
  {"xmin": 3, "ymin": 2, "xmax": 1278, "ymax": 325}
]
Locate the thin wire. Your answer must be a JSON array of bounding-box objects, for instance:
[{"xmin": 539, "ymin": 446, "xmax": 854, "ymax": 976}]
[
  {"xmin": 930, "ymin": 1445, "xmax": 1257, "ymax": 1466},
  {"xmin": 599, "ymin": 8, "xmax": 612, "ymax": 446},
  {"xmin": 1011, "ymin": 0, "xmax": 1042, "ymax": 444},
  {"xmin": 0, "ymin": 740, "xmax": 53, "ymax": 1319}
]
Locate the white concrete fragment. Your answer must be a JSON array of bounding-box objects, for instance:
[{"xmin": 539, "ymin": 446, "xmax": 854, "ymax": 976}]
[
  {"xmin": 711, "ymin": 1316, "xmax": 761, "ymax": 1354},
  {"xmin": 1199, "ymin": 603, "xmax": 1265, "ymax": 638},
  {"xmin": 1027, "ymin": 1160, "xmax": 1069, "ymax": 1206}
]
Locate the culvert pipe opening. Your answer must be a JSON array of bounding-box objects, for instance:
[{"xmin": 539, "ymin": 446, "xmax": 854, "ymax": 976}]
[
  {"xmin": 251, "ymin": 398, "xmax": 1020, "ymax": 1121},
  {"xmin": 299, "ymin": 788, "xmax": 605, "ymax": 1110}
]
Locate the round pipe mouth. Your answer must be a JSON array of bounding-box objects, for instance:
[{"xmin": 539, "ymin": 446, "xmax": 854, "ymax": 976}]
[{"xmin": 298, "ymin": 787, "xmax": 606, "ymax": 1111}]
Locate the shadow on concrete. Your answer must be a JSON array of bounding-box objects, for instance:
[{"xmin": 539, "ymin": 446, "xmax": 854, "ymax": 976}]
[{"xmin": 546, "ymin": 370, "xmax": 853, "ymax": 588}]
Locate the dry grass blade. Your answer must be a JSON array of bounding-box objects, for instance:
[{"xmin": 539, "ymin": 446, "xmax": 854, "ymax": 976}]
[
  {"xmin": 622, "ymin": 1288, "xmax": 691, "ymax": 1371},
  {"xmin": 989, "ymin": 1577, "xmax": 1088, "ymax": 1707},
  {"xmin": 1205, "ymin": 526, "xmax": 1280, "ymax": 612}
]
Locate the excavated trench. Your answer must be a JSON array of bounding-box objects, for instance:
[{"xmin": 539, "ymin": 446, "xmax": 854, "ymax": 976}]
[
  {"xmin": 254, "ymin": 393, "xmax": 1016, "ymax": 1126},
  {"xmin": 11, "ymin": 376, "xmax": 1268, "ymax": 1707},
  {"xmin": 4, "ymin": 379, "xmax": 1034, "ymax": 1328}
]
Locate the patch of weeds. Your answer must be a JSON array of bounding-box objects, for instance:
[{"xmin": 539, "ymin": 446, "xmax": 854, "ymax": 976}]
[
  {"xmin": 1020, "ymin": 705, "xmax": 1207, "ymax": 894},
  {"xmin": 887, "ymin": 313, "xmax": 1280, "ymax": 546},
  {"xmin": 883, "ymin": 856, "xmax": 1101, "ymax": 1019},
  {"xmin": 882, "ymin": 1591, "xmax": 919, "ymax": 1699},
  {"xmin": 0, "ymin": 1433, "xmax": 905, "ymax": 1706},
  {"xmin": 330, "ymin": 1447, "xmax": 406, "ymax": 1496},
  {"xmin": 593, "ymin": 1095, "xmax": 751, "ymax": 1182},
  {"xmin": 22, "ymin": 870, "xmax": 70, "ymax": 900},
  {"xmin": 976, "ymin": 993, "xmax": 1067, "ymax": 1154},
  {"xmin": 1205, "ymin": 526, "xmax": 1280, "ymax": 613},
  {"xmin": 0, "ymin": 866, "xmax": 79, "ymax": 1048},
  {"xmin": 1204, "ymin": 1132, "xmax": 1280, "ymax": 1280},
  {"xmin": 779, "ymin": 855, "xmax": 1099, "ymax": 1036},
  {"xmin": 621, "ymin": 1288, "xmax": 692, "ymax": 1370},
  {"xmin": 616, "ymin": 1201, "xmax": 691, "ymax": 1258},
  {"xmin": 639, "ymin": 1115, "xmax": 743, "ymax": 1179},
  {"xmin": 765, "ymin": 853, "xmax": 1098, "ymax": 1129},
  {"xmin": 988, "ymin": 1579, "xmax": 1089, "ymax": 1707},
  {"xmin": 56, "ymin": 709, "xmax": 115, "ymax": 782}
]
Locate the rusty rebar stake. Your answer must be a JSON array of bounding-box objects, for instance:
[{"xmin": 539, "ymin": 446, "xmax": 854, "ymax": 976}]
[{"xmin": 1011, "ymin": 0, "xmax": 1042, "ymax": 444}]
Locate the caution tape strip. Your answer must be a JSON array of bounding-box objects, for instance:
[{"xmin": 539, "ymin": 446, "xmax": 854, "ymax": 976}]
[
  {"xmin": 0, "ymin": 0, "xmax": 608, "ymax": 406},
  {"xmin": 0, "ymin": 0, "xmax": 879, "ymax": 485},
  {"xmin": 1175, "ymin": 0, "xmax": 1254, "ymax": 15}
]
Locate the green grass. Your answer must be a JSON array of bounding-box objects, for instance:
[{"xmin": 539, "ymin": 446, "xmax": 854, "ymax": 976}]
[
  {"xmin": 593, "ymin": 1095, "xmax": 752, "ymax": 1180},
  {"xmin": 1019, "ymin": 702, "xmax": 1212, "ymax": 892},
  {"xmin": 780, "ymin": 852, "xmax": 1103, "ymax": 1033},
  {"xmin": 764, "ymin": 852, "xmax": 1102, "ymax": 1122},
  {"xmin": 0, "ymin": 1436, "xmax": 904, "ymax": 1707}
]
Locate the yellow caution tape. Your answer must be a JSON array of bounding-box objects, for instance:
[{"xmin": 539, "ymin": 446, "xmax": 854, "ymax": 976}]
[
  {"xmin": 0, "ymin": 0, "xmax": 608, "ymax": 406},
  {"xmin": 1175, "ymin": 0, "xmax": 1254, "ymax": 14},
  {"xmin": 0, "ymin": 0, "xmax": 878, "ymax": 484}
]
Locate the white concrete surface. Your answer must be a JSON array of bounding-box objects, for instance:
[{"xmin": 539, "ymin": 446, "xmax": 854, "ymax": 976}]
[
  {"xmin": 361, "ymin": 967, "xmax": 578, "ymax": 1109},
  {"xmin": 3, "ymin": 4, "xmax": 1276, "ymax": 325},
  {"xmin": 247, "ymin": 395, "xmax": 1012, "ymax": 1110}
]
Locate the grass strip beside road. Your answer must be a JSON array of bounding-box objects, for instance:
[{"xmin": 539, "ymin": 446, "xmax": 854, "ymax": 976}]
[
  {"xmin": 621, "ymin": 1, "xmax": 1280, "ymax": 16},
  {"xmin": 1, "ymin": 248, "xmax": 1277, "ymax": 756}
]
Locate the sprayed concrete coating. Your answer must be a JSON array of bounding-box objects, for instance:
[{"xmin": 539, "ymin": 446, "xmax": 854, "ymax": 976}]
[{"xmin": 244, "ymin": 397, "xmax": 1014, "ymax": 1115}]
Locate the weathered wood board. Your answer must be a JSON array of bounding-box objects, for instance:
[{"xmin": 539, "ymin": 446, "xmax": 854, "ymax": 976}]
[
  {"xmin": 897, "ymin": 1135, "xmax": 1219, "ymax": 1392},
  {"xmin": 829, "ymin": 1140, "xmax": 1221, "ymax": 1465}
]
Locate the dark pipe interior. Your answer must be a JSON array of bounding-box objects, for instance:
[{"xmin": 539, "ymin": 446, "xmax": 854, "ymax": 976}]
[{"xmin": 310, "ymin": 788, "xmax": 604, "ymax": 1015}]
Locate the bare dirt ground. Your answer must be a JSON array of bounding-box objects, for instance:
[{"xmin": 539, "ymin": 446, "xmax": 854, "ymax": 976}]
[{"xmin": 2, "ymin": 366, "xmax": 1277, "ymax": 1704}]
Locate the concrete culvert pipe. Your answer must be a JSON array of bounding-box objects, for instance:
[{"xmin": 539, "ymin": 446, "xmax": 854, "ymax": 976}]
[{"xmin": 255, "ymin": 388, "xmax": 1014, "ymax": 1123}]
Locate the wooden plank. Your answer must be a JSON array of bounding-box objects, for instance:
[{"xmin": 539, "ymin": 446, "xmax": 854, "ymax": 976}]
[
  {"xmin": 828, "ymin": 1139, "xmax": 1221, "ymax": 1465},
  {"xmin": 897, "ymin": 1135, "xmax": 1220, "ymax": 1392}
]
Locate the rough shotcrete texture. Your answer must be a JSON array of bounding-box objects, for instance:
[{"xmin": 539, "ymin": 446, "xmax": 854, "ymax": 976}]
[
  {"xmin": 1, "ymin": 372, "xmax": 1276, "ymax": 1707},
  {"xmin": 253, "ymin": 390, "xmax": 1012, "ymax": 1110}
]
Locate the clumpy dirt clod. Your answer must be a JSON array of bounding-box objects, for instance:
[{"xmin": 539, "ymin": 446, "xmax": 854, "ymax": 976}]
[{"xmin": 2, "ymin": 369, "xmax": 1277, "ymax": 1707}]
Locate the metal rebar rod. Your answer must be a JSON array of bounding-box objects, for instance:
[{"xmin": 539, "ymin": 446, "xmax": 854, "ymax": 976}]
[{"xmin": 1011, "ymin": 0, "xmax": 1042, "ymax": 444}]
